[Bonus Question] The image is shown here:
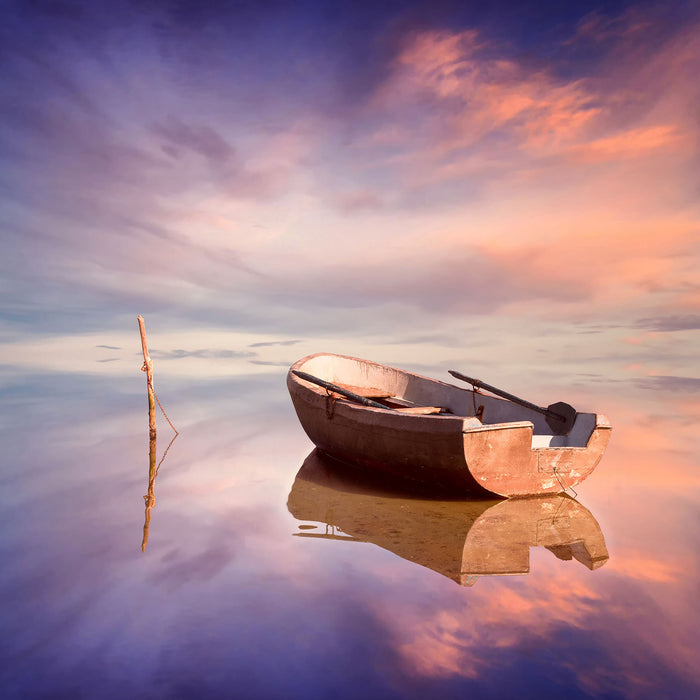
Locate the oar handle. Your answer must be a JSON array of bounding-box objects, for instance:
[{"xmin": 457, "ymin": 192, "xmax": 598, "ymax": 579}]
[
  {"xmin": 448, "ymin": 370, "xmax": 563, "ymax": 420},
  {"xmin": 291, "ymin": 370, "xmax": 392, "ymax": 410}
]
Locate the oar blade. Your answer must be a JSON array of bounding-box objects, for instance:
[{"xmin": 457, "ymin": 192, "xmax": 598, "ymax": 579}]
[{"xmin": 545, "ymin": 402, "xmax": 577, "ymax": 435}]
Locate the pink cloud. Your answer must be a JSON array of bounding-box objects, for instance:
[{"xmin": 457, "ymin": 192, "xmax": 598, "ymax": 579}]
[
  {"xmin": 568, "ymin": 125, "xmax": 684, "ymax": 162},
  {"xmin": 375, "ymin": 29, "xmax": 601, "ymax": 157},
  {"xmin": 606, "ymin": 554, "xmax": 679, "ymax": 583},
  {"xmin": 470, "ymin": 216, "xmax": 699, "ymax": 315},
  {"xmin": 379, "ymin": 521, "xmax": 695, "ymax": 693},
  {"xmin": 392, "ymin": 573, "xmax": 605, "ymax": 680},
  {"xmin": 359, "ymin": 11, "xmax": 699, "ymax": 201},
  {"xmin": 334, "ymin": 190, "xmax": 384, "ymax": 213},
  {"xmin": 565, "ymin": 8, "xmax": 654, "ymax": 45}
]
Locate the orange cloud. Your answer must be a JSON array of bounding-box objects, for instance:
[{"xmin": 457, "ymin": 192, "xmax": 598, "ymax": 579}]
[
  {"xmin": 363, "ymin": 13, "xmax": 699, "ymax": 204},
  {"xmin": 471, "ymin": 213, "xmax": 699, "ymax": 314},
  {"xmin": 378, "ymin": 539, "xmax": 695, "ymax": 694},
  {"xmin": 569, "ymin": 125, "xmax": 684, "ymax": 162},
  {"xmin": 393, "ymin": 572, "xmax": 604, "ymax": 680},
  {"xmin": 379, "ymin": 29, "xmax": 601, "ymax": 157},
  {"xmin": 606, "ymin": 555, "xmax": 679, "ymax": 583},
  {"xmin": 622, "ymin": 332, "xmax": 659, "ymax": 346}
]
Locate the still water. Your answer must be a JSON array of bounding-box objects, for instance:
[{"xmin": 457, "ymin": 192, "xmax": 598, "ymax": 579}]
[{"xmin": 0, "ymin": 353, "xmax": 698, "ymax": 699}]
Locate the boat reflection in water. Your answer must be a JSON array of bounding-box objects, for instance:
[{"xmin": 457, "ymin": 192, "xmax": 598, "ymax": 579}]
[{"xmin": 287, "ymin": 450, "xmax": 609, "ymax": 586}]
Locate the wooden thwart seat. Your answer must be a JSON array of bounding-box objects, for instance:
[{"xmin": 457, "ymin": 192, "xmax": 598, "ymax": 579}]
[
  {"xmin": 330, "ymin": 383, "xmax": 450, "ymax": 414},
  {"xmin": 332, "ymin": 382, "xmax": 393, "ymax": 399}
]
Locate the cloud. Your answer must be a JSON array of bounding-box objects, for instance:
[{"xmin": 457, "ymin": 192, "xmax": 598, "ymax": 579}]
[
  {"xmin": 567, "ymin": 125, "xmax": 684, "ymax": 163},
  {"xmin": 249, "ymin": 360, "xmax": 293, "ymax": 367},
  {"xmin": 402, "ymin": 31, "xmax": 600, "ymax": 155},
  {"xmin": 393, "ymin": 574, "xmax": 605, "ymax": 679},
  {"xmin": 248, "ymin": 340, "xmax": 300, "ymax": 348},
  {"xmin": 149, "ymin": 349, "xmax": 257, "ymax": 360},
  {"xmin": 636, "ymin": 315, "xmax": 700, "ymax": 332},
  {"xmin": 636, "ymin": 376, "xmax": 700, "ymax": 393},
  {"xmin": 366, "ymin": 27, "xmax": 601, "ymax": 160},
  {"xmin": 250, "ymin": 209, "xmax": 697, "ymax": 321},
  {"xmin": 150, "ymin": 544, "xmax": 236, "ymax": 589},
  {"xmin": 333, "ymin": 190, "xmax": 385, "ymax": 214},
  {"xmin": 381, "ymin": 552, "xmax": 697, "ymax": 696},
  {"xmin": 152, "ymin": 118, "xmax": 236, "ymax": 164},
  {"xmin": 605, "ymin": 554, "xmax": 679, "ymax": 583},
  {"xmin": 0, "ymin": 9, "xmax": 322, "ymax": 325},
  {"xmin": 341, "ymin": 12, "xmax": 699, "ymax": 210},
  {"xmin": 0, "ymin": 1, "xmax": 698, "ymax": 343},
  {"xmin": 564, "ymin": 8, "xmax": 654, "ymax": 46}
]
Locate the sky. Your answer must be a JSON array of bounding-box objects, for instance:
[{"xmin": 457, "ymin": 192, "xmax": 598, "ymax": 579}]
[{"xmin": 0, "ymin": 0, "xmax": 699, "ymax": 387}]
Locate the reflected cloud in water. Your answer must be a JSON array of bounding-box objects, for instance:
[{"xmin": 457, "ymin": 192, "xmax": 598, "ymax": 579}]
[{"xmin": 288, "ymin": 450, "xmax": 608, "ymax": 586}]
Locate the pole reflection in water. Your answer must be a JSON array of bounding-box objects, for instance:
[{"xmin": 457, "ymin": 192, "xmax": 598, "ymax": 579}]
[
  {"xmin": 287, "ymin": 450, "xmax": 609, "ymax": 586},
  {"xmin": 141, "ymin": 433, "xmax": 178, "ymax": 552}
]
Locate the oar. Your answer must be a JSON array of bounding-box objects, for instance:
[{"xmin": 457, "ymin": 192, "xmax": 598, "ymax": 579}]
[
  {"xmin": 448, "ymin": 370, "xmax": 577, "ymax": 435},
  {"xmin": 291, "ymin": 370, "xmax": 392, "ymax": 410}
]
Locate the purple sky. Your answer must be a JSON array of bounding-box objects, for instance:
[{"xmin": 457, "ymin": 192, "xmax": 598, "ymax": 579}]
[{"xmin": 0, "ymin": 0, "xmax": 698, "ymax": 388}]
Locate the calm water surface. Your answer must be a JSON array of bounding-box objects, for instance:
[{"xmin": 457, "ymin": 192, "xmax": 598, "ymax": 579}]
[{"xmin": 0, "ymin": 359, "xmax": 698, "ymax": 699}]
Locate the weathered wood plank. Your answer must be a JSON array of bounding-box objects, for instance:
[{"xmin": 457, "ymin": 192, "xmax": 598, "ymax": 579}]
[{"xmin": 332, "ymin": 382, "xmax": 393, "ymax": 398}]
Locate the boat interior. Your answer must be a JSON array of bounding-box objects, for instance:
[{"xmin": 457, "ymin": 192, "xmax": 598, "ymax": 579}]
[{"xmin": 296, "ymin": 354, "xmax": 598, "ymax": 449}]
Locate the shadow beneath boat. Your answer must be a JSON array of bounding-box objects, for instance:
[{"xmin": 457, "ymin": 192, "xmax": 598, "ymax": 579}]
[{"xmin": 287, "ymin": 449, "xmax": 609, "ymax": 586}]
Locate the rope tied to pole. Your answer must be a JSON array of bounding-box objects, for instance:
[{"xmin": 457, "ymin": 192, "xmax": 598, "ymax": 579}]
[
  {"xmin": 137, "ymin": 315, "xmax": 178, "ymax": 435},
  {"xmin": 154, "ymin": 390, "xmax": 179, "ymax": 435}
]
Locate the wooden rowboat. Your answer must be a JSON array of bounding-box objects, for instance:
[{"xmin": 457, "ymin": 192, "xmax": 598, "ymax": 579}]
[{"xmin": 287, "ymin": 353, "xmax": 612, "ymax": 497}]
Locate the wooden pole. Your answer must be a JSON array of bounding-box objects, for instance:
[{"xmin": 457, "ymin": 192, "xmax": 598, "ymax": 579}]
[
  {"xmin": 140, "ymin": 432, "xmax": 177, "ymax": 553},
  {"xmin": 137, "ymin": 315, "xmax": 156, "ymax": 438},
  {"xmin": 141, "ymin": 432, "xmax": 157, "ymax": 552}
]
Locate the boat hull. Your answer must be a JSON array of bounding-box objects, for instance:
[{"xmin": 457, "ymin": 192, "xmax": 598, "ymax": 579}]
[{"xmin": 287, "ymin": 353, "xmax": 611, "ymax": 497}]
